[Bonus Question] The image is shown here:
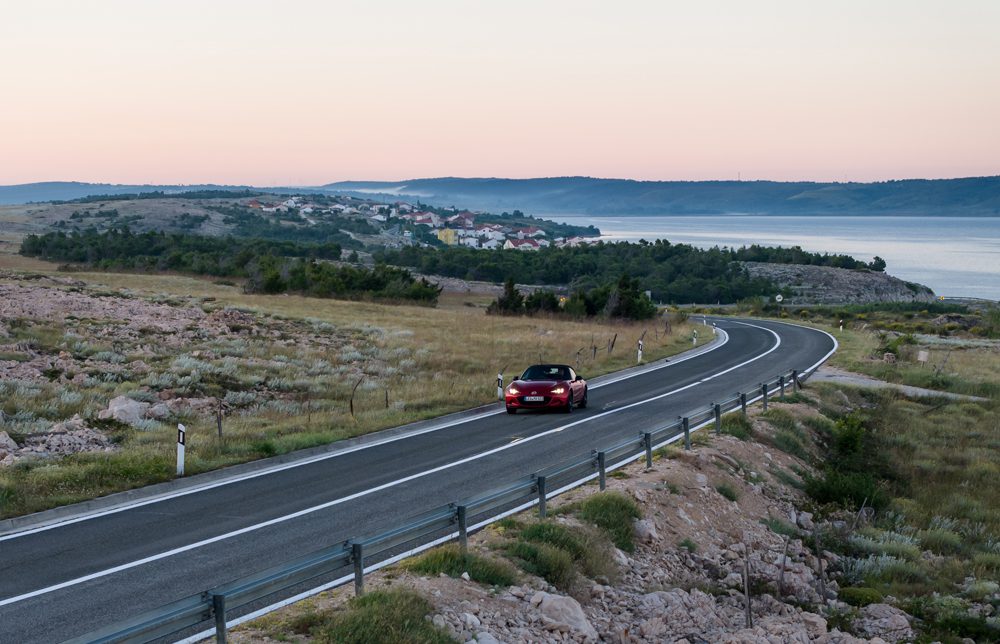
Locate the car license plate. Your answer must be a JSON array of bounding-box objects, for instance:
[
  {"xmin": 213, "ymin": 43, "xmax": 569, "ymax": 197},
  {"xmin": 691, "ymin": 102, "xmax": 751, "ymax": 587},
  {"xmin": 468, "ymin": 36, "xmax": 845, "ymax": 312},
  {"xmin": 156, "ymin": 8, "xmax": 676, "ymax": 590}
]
[{"xmin": 523, "ymin": 396, "xmax": 544, "ymax": 402}]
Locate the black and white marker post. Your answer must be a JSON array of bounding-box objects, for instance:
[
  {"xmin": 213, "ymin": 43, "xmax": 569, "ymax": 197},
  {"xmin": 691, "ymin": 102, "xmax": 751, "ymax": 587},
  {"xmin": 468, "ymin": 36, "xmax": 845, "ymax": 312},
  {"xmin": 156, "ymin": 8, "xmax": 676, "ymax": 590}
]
[
  {"xmin": 637, "ymin": 339, "xmax": 644, "ymax": 364},
  {"xmin": 496, "ymin": 372, "xmax": 504, "ymax": 401},
  {"xmin": 176, "ymin": 423, "xmax": 186, "ymax": 477}
]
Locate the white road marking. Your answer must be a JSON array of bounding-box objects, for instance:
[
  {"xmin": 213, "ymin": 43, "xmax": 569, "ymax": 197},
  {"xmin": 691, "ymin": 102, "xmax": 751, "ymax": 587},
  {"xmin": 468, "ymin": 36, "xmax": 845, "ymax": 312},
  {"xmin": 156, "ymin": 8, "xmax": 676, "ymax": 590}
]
[
  {"xmin": 1, "ymin": 325, "xmax": 808, "ymax": 607},
  {"xmin": 0, "ymin": 329, "xmax": 730, "ymax": 542}
]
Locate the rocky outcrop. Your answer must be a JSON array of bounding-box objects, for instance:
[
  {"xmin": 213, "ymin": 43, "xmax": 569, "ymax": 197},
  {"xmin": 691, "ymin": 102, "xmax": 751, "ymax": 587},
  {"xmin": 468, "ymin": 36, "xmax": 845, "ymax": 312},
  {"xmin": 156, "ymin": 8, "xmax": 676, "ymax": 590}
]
[
  {"xmin": 98, "ymin": 396, "xmax": 150, "ymax": 426},
  {"xmin": 0, "ymin": 415, "xmax": 115, "ymax": 466},
  {"xmin": 530, "ymin": 591, "xmax": 598, "ymax": 641},
  {"xmin": 851, "ymin": 603, "xmax": 914, "ymax": 643},
  {"xmin": 741, "ymin": 262, "xmax": 935, "ymax": 304}
]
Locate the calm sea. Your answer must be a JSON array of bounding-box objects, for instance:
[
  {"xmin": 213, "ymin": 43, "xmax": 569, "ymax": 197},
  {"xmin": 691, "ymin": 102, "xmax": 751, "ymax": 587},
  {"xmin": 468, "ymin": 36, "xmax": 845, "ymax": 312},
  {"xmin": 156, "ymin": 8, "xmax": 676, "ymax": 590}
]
[{"xmin": 545, "ymin": 215, "xmax": 1000, "ymax": 301}]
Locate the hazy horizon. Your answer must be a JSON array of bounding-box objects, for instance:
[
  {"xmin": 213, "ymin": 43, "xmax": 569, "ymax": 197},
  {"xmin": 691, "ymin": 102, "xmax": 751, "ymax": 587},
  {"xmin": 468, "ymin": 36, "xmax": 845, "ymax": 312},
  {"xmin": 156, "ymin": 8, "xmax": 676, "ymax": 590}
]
[{"xmin": 2, "ymin": 1, "xmax": 998, "ymax": 185}]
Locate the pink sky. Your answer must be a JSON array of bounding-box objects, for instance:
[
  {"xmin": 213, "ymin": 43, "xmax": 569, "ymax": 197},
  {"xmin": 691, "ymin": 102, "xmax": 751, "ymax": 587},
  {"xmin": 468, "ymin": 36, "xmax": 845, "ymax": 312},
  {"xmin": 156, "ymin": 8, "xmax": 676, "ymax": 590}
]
[{"xmin": 1, "ymin": 1, "xmax": 998, "ymax": 185}]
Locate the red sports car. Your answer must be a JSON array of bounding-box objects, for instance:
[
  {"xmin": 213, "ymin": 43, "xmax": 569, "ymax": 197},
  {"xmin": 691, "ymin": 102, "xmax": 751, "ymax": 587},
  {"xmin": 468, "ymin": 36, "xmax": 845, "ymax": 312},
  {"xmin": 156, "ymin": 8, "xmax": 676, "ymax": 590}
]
[{"xmin": 505, "ymin": 364, "xmax": 588, "ymax": 414}]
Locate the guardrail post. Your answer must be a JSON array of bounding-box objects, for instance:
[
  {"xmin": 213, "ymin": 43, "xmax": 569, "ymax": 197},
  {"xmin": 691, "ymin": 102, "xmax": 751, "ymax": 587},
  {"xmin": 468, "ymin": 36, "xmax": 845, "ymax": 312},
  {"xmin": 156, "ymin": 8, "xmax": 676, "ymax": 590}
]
[
  {"xmin": 537, "ymin": 475, "xmax": 547, "ymax": 518},
  {"xmin": 779, "ymin": 375, "xmax": 786, "ymax": 400},
  {"xmin": 761, "ymin": 383, "xmax": 769, "ymax": 412},
  {"xmin": 792, "ymin": 369, "xmax": 799, "ymax": 392},
  {"xmin": 740, "ymin": 392, "xmax": 747, "ymax": 417},
  {"xmin": 714, "ymin": 403, "xmax": 722, "ymax": 434},
  {"xmin": 643, "ymin": 432, "xmax": 653, "ymax": 469},
  {"xmin": 683, "ymin": 417, "xmax": 691, "ymax": 450},
  {"xmin": 457, "ymin": 505, "xmax": 468, "ymax": 554},
  {"xmin": 597, "ymin": 451, "xmax": 607, "ymax": 490},
  {"xmin": 212, "ymin": 594, "xmax": 227, "ymax": 643},
  {"xmin": 352, "ymin": 542, "xmax": 365, "ymax": 596}
]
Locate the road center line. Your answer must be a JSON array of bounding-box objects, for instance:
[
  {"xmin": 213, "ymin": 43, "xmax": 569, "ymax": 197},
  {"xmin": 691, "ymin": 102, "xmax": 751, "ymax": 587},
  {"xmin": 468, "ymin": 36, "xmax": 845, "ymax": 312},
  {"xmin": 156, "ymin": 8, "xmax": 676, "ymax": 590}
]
[{"xmin": 0, "ymin": 325, "xmax": 792, "ymax": 607}]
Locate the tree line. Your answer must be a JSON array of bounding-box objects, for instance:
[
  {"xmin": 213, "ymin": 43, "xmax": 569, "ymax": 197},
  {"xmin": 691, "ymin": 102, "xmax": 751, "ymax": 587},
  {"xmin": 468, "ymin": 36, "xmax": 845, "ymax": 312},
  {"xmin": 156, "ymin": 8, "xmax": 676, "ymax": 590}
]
[
  {"xmin": 19, "ymin": 228, "xmax": 440, "ymax": 304},
  {"xmin": 488, "ymin": 276, "xmax": 657, "ymax": 320},
  {"xmin": 378, "ymin": 240, "xmax": 881, "ymax": 305}
]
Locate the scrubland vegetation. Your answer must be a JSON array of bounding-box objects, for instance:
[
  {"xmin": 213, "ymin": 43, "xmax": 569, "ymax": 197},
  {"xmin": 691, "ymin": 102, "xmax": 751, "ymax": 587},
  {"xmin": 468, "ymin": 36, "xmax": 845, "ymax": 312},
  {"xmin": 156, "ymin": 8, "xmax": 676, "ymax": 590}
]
[
  {"xmin": 0, "ymin": 261, "xmax": 704, "ymax": 518},
  {"xmin": 745, "ymin": 371, "xmax": 1000, "ymax": 641}
]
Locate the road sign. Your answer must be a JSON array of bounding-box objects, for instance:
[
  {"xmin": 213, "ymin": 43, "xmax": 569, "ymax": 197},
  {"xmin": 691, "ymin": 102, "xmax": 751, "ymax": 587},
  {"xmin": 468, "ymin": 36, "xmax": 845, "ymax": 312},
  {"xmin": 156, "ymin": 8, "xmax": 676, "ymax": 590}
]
[{"xmin": 775, "ymin": 294, "xmax": 784, "ymax": 303}]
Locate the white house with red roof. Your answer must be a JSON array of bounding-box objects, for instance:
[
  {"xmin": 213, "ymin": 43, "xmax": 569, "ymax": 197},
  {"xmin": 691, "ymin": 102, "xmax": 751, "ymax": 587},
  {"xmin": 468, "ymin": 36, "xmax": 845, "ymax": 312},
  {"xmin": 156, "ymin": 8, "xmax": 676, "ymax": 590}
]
[{"xmin": 504, "ymin": 238, "xmax": 541, "ymax": 251}]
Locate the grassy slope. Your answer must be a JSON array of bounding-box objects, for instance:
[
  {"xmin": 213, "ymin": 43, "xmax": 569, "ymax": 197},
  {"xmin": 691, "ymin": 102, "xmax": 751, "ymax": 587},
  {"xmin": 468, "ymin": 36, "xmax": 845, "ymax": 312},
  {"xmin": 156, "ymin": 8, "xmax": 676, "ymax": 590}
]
[{"xmin": 0, "ymin": 250, "xmax": 707, "ymax": 518}]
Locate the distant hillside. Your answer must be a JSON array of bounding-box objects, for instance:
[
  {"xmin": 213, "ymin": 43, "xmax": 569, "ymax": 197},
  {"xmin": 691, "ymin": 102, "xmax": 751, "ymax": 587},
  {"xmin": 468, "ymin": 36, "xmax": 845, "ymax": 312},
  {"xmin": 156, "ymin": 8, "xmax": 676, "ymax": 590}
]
[
  {"xmin": 322, "ymin": 176, "xmax": 1000, "ymax": 216},
  {"xmin": 5, "ymin": 176, "xmax": 1000, "ymax": 215},
  {"xmin": 0, "ymin": 182, "xmax": 308, "ymax": 205}
]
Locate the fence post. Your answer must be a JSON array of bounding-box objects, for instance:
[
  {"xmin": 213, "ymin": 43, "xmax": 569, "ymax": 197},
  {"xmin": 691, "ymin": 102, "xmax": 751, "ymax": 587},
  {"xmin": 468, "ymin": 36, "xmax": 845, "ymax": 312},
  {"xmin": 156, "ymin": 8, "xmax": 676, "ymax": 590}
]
[
  {"xmin": 457, "ymin": 505, "xmax": 468, "ymax": 554},
  {"xmin": 352, "ymin": 542, "xmax": 365, "ymax": 596},
  {"xmin": 683, "ymin": 417, "xmax": 691, "ymax": 450},
  {"xmin": 212, "ymin": 594, "xmax": 227, "ymax": 644},
  {"xmin": 779, "ymin": 375, "xmax": 786, "ymax": 400},
  {"xmin": 740, "ymin": 392, "xmax": 747, "ymax": 417},
  {"xmin": 643, "ymin": 432, "xmax": 653, "ymax": 469},
  {"xmin": 792, "ymin": 369, "xmax": 799, "ymax": 392},
  {"xmin": 537, "ymin": 475, "xmax": 547, "ymax": 518},
  {"xmin": 761, "ymin": 383, "xmax": 768, "ymax": 412},
  {"xmin": 597, "ymin": 451, "xmax": 606, "ymax": 490},
  {"xmin": 714, "ymin": 403, "xmax": 722, "ymax": 434}
]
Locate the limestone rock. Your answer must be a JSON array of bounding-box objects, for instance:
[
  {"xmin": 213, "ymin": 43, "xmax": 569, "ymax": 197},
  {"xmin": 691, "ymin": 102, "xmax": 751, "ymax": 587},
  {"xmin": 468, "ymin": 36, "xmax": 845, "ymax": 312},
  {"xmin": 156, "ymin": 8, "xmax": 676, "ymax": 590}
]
[
  {"xmin": 530, "ymin": 591, "xmax": 598, "ymax": 641},
  {"xmin": 0, "ymin": 431, "xmax": 18, "ymax": 452},
  {"xmin": 852, "ymin": 603, "xmax": 914, "ymax": 643},
  {"xmin": 98, "ymin": 395, "xmax": 150, "ymax": 426},
  {"xmin": 634, "ymin": 519, "xmax": 659, "ymax": 543}
]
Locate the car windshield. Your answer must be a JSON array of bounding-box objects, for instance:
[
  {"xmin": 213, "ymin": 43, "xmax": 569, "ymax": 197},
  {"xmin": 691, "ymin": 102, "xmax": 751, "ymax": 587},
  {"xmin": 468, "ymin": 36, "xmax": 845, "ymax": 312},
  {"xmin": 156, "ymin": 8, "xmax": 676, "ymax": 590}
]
[{"xmin": 520, "ymin": 365, "xmax": 570, "ymax": 381}]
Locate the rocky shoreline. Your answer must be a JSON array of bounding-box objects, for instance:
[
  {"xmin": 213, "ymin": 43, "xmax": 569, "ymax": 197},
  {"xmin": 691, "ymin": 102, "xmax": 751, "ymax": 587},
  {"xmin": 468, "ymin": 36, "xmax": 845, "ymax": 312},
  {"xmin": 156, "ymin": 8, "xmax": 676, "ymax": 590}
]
[{"xmin": 741, "ymin": 262, "xmax": 935, "ymax": 305}]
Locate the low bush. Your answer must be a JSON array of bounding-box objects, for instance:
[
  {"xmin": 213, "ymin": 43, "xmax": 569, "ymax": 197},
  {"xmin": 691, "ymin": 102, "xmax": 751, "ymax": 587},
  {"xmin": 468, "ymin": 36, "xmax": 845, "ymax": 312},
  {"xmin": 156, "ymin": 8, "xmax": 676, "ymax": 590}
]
[
  {"xmin": 838, "ymin": 586, "xmax": 884, "ymax": 607},
  {"xmin": 505, "ymin": 540, "xmax": 576, "ymax": 589},
  {"xmin": 762, "ymin": 517, "xmax": 800, "ymax": 538},
  {"xmin": 917, "ymin": 528, "xmax": 964, "ymax": 555},
  {"xmin": 679, "ymin": 538, "xmax": 698, "ymax": 553},
  {"xmin": 806, "ymin": 469, "xmax": 880, "ymax": 511},
  {"xmin": 578, "ymin": 492, "xmax": 642, "ymax": 552},
  {"xmin": 313, "ymin": 589, "xmax": 452, "ymax": 644},
  {"xmin": 406, "ymin": 544, "xmax": 518, "ymax": 587},
  {"xmin": 720, "ymin": 414, "xmax": 753, "ymax": 440},
  {"xmin": 519, "ymin": 521, "xmax": 616, "ymax": 581},
  {"xmin": 716, "ymin": 484, "xmax": 739, "ymax": 502}
]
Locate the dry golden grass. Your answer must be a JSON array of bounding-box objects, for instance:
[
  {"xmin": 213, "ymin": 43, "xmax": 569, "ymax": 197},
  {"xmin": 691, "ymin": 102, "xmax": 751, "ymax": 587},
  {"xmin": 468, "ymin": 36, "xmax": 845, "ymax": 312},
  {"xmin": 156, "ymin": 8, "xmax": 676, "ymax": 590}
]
[{"xmin": 0, "ymin": 241, "xmax": 708, "ymax": 517}]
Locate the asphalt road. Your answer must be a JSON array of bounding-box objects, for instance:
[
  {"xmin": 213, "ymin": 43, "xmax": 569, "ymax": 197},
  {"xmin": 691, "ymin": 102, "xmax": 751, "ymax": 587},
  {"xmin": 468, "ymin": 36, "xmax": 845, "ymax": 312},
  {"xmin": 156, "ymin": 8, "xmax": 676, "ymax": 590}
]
[{"xmin": 0, "ymin": 317, "xmax": 835, "ymax": 643}]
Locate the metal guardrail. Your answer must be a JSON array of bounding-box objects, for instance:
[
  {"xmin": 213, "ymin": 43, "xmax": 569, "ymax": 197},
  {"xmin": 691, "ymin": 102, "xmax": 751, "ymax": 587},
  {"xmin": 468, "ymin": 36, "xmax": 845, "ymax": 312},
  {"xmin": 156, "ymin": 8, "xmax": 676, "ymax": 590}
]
[{"xmin": 70, "ymin": 367, "xmax": 812, "ymax": 644}]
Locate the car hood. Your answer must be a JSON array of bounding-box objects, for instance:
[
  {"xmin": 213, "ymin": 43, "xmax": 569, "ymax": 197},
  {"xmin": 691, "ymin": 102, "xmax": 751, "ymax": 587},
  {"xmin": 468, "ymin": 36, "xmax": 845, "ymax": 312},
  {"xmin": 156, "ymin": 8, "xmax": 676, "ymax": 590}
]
[{"xmin": 512, "ymin": 380, "xmax": 566, "ymax": 390}]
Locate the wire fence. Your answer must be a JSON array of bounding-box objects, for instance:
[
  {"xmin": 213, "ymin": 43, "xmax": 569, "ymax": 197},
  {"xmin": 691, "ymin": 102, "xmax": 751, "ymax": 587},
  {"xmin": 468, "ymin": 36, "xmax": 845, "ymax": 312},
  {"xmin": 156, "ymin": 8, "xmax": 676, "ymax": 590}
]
[{"xmin": 71, "ymin": 366, "xmax": 814, "ymax": 644}]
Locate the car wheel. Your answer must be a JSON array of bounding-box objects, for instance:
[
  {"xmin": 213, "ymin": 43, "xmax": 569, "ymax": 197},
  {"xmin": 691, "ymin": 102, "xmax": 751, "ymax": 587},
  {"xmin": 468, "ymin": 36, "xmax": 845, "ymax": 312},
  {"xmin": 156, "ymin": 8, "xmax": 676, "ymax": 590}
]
[
  {"xmin": 564, "ymin": 393, "xmax": 573, "ymax": 413},
  {"xmin": 578, "ymin": 388, "xmax": 588, "ymax": 409},
  {"xmin": 506, "ymin": 406, "xmax": 516, "ymax": 415}
]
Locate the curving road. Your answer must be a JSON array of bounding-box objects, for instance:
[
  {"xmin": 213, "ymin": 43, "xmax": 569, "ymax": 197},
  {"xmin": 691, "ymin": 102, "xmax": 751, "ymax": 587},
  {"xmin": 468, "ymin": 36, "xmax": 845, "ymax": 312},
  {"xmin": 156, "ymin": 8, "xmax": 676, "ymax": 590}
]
[{"xmin": 0, "ymin": 317, "xmax": 835, "ymax": 643}]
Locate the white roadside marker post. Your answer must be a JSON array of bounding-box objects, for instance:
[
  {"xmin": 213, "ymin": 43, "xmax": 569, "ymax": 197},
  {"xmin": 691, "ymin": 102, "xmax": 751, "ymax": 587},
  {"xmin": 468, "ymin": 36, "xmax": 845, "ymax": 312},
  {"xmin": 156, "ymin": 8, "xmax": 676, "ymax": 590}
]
[
  {"xmin": 637, "ymin": 339, "xmax": 644, "ymax": 364},
  {"xmin": 176, "ymin": 423, "xmax": 186, "ymax": 477},
  {"xmin": 692, "ymin": 329, "xmax": 698, "ymax": 346},
  {"xmin": 497, "ymin": 372, "xmax": 504, "ymax": 401}
]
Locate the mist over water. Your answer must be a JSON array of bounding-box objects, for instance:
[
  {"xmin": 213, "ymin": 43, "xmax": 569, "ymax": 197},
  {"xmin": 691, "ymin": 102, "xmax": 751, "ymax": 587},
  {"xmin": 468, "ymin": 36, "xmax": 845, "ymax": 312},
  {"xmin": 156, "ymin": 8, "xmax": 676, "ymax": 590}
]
[{"xmin": 546, "ymin": 215, "xmax": 1000, "ymax": 301}]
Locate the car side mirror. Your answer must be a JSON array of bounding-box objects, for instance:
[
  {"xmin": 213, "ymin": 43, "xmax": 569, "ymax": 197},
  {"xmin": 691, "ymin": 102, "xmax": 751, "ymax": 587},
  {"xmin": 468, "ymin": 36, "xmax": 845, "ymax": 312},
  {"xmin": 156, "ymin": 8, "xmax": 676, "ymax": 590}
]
[{"xmin": 575, "ymin": 375, "xmax": 583, "ymax": 382}]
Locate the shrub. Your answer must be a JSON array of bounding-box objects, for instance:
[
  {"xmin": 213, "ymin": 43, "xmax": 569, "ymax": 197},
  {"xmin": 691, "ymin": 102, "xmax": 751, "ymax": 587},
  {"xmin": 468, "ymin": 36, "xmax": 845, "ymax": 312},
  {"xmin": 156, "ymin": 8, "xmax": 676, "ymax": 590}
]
[
  {"xmin": 578, "ymin": 492, "xmax": 642, "ymax": 553},
  {"xmin": 505, "ymin": 541, "xmax": 576, "ymax": 589},
  {"xmin": 805, "ymin": 469, "xmax": 880, "ymax": 511},
  {"xmin": 720, "ymin": 414, "xmax": 753, "ymax": 440},
  {"xmin": 839, "ymin": 586, "xmax": 884, "ymax": 607},
  {"xmin": 679, "ymin": 538, "xmax": 697, "ymax": 553},
  {"xmin": 716, "ymin": 484, "xmax": 739, "ymax": 502},
  {"xmin": 762, "ymin": 517, "xmax": 800, "ymax": 538},
  {"xmin": 519, "ymin": 521, "xmax": 617, "ymax": 581},
  {"xmin": 406, "ymin": 544, "xmax": 517, "ymax": 587},
  {"xmin": 918, "ymin": 528, "xmax": 964, "ymax": 555},
  {"xmin": 315, "ymin": 589, "xmax": 452, "ymax": 644}
]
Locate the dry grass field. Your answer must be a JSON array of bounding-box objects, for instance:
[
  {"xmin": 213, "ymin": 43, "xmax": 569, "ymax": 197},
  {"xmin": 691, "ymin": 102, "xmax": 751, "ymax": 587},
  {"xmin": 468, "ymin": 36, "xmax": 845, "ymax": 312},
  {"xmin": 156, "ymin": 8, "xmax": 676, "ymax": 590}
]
[{"xmin": 0, "ymin": 242, "xmax": 706, "ymax": 517}]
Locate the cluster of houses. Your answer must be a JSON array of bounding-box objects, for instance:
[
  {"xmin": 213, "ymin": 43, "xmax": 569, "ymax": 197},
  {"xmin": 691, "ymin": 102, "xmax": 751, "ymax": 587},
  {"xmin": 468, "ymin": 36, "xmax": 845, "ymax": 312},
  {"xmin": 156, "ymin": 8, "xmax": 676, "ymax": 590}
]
[{"xmin": 245, "ymin": 196, "xmax": 593, "ymax": 251}]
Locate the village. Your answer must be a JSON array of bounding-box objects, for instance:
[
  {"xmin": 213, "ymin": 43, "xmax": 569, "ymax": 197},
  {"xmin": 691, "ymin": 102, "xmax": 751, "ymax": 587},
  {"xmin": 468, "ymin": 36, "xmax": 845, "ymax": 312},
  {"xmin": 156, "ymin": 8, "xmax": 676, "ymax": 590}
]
[{"xmin": 245, "ymin": 195, "xmax": 597, "ymax": 250}]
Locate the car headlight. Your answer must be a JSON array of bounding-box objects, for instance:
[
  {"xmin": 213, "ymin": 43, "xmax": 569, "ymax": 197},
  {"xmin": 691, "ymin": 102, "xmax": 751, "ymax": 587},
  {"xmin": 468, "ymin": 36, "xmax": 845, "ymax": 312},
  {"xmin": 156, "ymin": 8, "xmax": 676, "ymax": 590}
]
[
  {"xmin": 507, "ymin": 386, "xmax": 520, "ymax": 395},
  {"xmin": 551, "ymin": 386, "xmax": 566, "ymax": 395}
]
